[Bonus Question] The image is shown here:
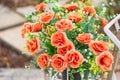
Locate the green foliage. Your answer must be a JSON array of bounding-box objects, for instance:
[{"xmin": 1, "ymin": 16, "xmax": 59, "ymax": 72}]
[
  {"xmin": 44, "ymin": 0, "xmax": 58, "ymax": 3},
  {"xmin": 23, "ymin": 0, "xmax": 115, "ymax": 79},
  {"xmin": 96, "ymin": 3, "xmax": 116, "ymax": 20},
  {"xmin": 45, "ymin": 41, "xmax": 57, "ymax": 56}
]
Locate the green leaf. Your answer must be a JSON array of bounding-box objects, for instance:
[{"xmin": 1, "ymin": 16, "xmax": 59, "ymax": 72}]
[{"xmin": 45, "ymin": 41, "xmax": 56, "ymax": 56}]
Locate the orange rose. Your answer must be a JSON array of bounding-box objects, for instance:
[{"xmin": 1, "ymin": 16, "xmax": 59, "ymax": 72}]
[
  {"xmin": 96, "ymin": 51, "xmax": 114, "ymax": 71},
  {"xmin": 33, "ymin": 21, "xmax": 43, "ymax": 32},
  {"xmin": 37, "ymin": 53, "xmax": 51, "ymax": 69},
  {"xmin": 64, "ymin": 3, "xmax": 78, "ymax": 11},
  {"xmin": 21, "ymin": 23, "xmax": 33, "ymax": 38},
  {"xmin": 40, "ymin": 11, "xmax": 54, "ymax": 23},
  {"xmin": 89, "ymin": 41, "xmax": 108, "ymax": 55},
  {"xmin": 100, "ymin": 18, "xmax": 108, "ymax": 27},
  {"xmin": 26, "ymin": 38, "xmax": 40, "ymax": 56},
  {"xmin": 68, "ymin": 13, "xmax": 82, "ymax": 22},
  {"xmin": 57, "ymin": 40, "xmax": 75, "ymax": 56},
  {"xmin": 83, "ymin": 6, "xmax": 96, "ymax": 17},
  {"xmin": 76, "ymin": 33, "xmax": 93, "ymax": 44},
  {"xmin": 35, "ymin": 2, "xmax": 46, "ymax": 11},
  {"xmin": 65, "ymin": 49, "xmax": 84, "ymax": 68},
  {"xmin": 51, "ymin": 31, "xmax": 68, "ymax": 48},
  {"xmin": 51, "ymin": 54, "xmax": 67, "ymax": 72},
  {"xmin": 55, "ymin": 19, "xmax": 73, "ymax": 31}
]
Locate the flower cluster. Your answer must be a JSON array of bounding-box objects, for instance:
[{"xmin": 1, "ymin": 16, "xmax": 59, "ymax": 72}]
[{"xmin": 21, "ymin": 1, "xmax": 114, "ymax": 79}]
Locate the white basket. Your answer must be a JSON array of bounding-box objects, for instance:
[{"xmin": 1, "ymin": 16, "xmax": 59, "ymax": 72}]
[
  {"xmin": 104, "ymin": 14, "xmax": 120, "ymax": 49},
  {"xmin": 104, "ymin": 14, "xmax": 120, "ymax": 80}
]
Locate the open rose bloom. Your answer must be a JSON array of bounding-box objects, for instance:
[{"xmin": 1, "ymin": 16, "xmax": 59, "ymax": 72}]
[{"xmin": 21, "ymin": 0, "xmax": 115, "ymax": 80}]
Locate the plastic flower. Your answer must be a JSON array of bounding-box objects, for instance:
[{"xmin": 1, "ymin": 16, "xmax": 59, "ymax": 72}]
[
  {"xmin": 65, "ymin": 49, "xmax": 84, "ymax": 68},
  {"xmin": 37, "ymin": 53, "xmax": 51, "ymax": 69},
  {"xmin": 67, "ymin": 13, "xmax": 83, "ymax": 22},
  {"xmin": 89, "ymin": 41, "xmax": 108, "ymax": 55},
  {"xmin": 51, "ymin": 54, "xmax": 67, "ymax": 72},
  {"xmin": 26, "ymin": 38, "xmax": 40, "ymax": 56},
  {"xmin": 96, "ymin": 51, "xmax": 114, "ymax": 71},
  {"xmin": 35, "ymin": 2, "xmax": 46, "ymax": 11},
  {"xmin": 100, "ymin": 18, "xmax": 108, "ymax": 27},
  {"xmin": 55, "ymin": 19, "xmax": 73, "ymax": 31},
  {"xmin": 21, "ymin": 23, "xmax": 33, "ymax": 38},
  {"xmin": 57, "ymin": 40, "xmax": 75, "ymax": 56},
  {"xmin": 40, "ymin": 11, "xmax": 54, "ymax": 23},
  {"xmin": 64, "ymin": 3, "xmax": 78, "ymax": 11},
  {"xmin": 33, "ymin": 21, "xmax": 43, "ymax": 32},
  {"xmin": 83, "ymin": 6, "xmax": 96, "ymax": 17},
  {"xmin": 76, "ymin": 33, "xmax": 93, "ymax": 44},
  {"xmin": 51, "ymin": 31, "xmax": 68, "ymax": 47}
]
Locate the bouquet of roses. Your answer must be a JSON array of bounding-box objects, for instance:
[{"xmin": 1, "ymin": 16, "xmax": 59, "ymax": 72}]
[{"xmin": 21, "ymin": 0, "xmax": 115, "ymax": 80}]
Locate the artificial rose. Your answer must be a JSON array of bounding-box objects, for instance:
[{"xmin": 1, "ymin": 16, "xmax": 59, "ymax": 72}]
[
  {"xmin": 21, "ymin": 23, "xmax": 33, "ymax": 38},
  {"xmin": 57, "ymin": 40, "xmax": 75, "ymax": 56},
  {"xmin": 76, "ymin": 33, "xmax": 93, "ymax": 44},
  {"xmin": 26, "ymin": 38, "xmax": 40, "ymax": 56},
  {"xmin": 96, "ymin": 51, "xmax": 114, "ymax": 71},
  {"xmin": 33, "ymin": 21, "xmax": 43, "ymax": 32},
  {"xmin": 100, "ymin": 18, "xmax": 108, "ymax": 27},
  {"xmin": 37, "ymin": 53, "xmax": 51, "ymax": 69},
  {"xmin": 35, "ymin": 2, "xmax": 46, "ymax": 11},
  {"xmin": 51, "ymin": 54, "xmax": 67, "ymax": 72},
  {"xmin": 64, "ymin": 3, "xmax": 78, "ymax": 11},
  {"xmin": 67, "ymin": 13, "xmax": 82, "ymax": 22},
  {"xmin": 89, "ymin": 41, "xmax": 108, "ymax": 55},
  {"xmin": 51, "ymin": 31, "xmax": 68, "ymax": 48},
  {"xmin": 83, "ymin": 6, "xmax": 96, "ymax": 17},
  {"xmin": 65, "ymin": 49, "xmax": 84, "ymax": 68},
  {"xmin": 40, "ymin": 11, "xmax": 54, "ymax": 23},
  {"xmin": 55, "ymin": 19, "xmax": 73, "ymax": 31}
]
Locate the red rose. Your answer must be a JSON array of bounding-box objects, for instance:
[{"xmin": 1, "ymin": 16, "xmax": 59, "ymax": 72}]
[
  {"xmin": 21, "ymin": 23, "xmax": 33, "ymax": 38},
  {"xmin": 26, "ymin": 38, "xmax": 40, "ymax": 56},
  {"xmin": 64, "ymin": 3, "xmax": 78, "ymax": 11},
  {"xmin": 55, "ymin": 19, "xmax": 73, "ymax": 31},
  {"xmin": 100, "ymin": 18, "xmax": 108, "ymax": 27},
  {"xmin": 33, "ymin": 21, "xmax": 43, "ymax": 32},
  {"xmin": 65, "ymin": 49, "xmax": 84, "ymax": 68},
  {"xmin": 68, "ymin": 13, "xmax": 82, "ymax": 22},
  {"xmin": 37, "ymin": 53, "xmax": 51, "ymax": 69},
  {"xmin": 40, "ymin": 11, "xmax": 54, "ymax": 23},
  {"xmin": 57, "ymin": 40, "xmax": 75, "ymax": 56},
  {"xmin": 89, "ymin": 41, "xmax": 108, "ymax": 55},
  {"xmin": 83, "ymin": 6, "xmax": 96, "ymax": 17},
  {"xmin": 51, "ymin": 54, "xmax": 67, "ymax": 72},
  {"xmin": 76, "ymin": 33, "xmax": 93, "ymax": 44},
  {"xmin": 96, "ymin": 51, "xmax": 114, "ymax": 71},
  {"xmin": 35, "ymin": 2, "xmax": 46, "ymax": 11},
  {"xmin": 51, "ymin": 31, "xmax": 68, "ymax": 48}
]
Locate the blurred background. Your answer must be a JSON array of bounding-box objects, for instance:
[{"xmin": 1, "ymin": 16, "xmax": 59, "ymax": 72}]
[{"xmin": 0, "ymin": 0, "xmax": 120, "ymax": 80}]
